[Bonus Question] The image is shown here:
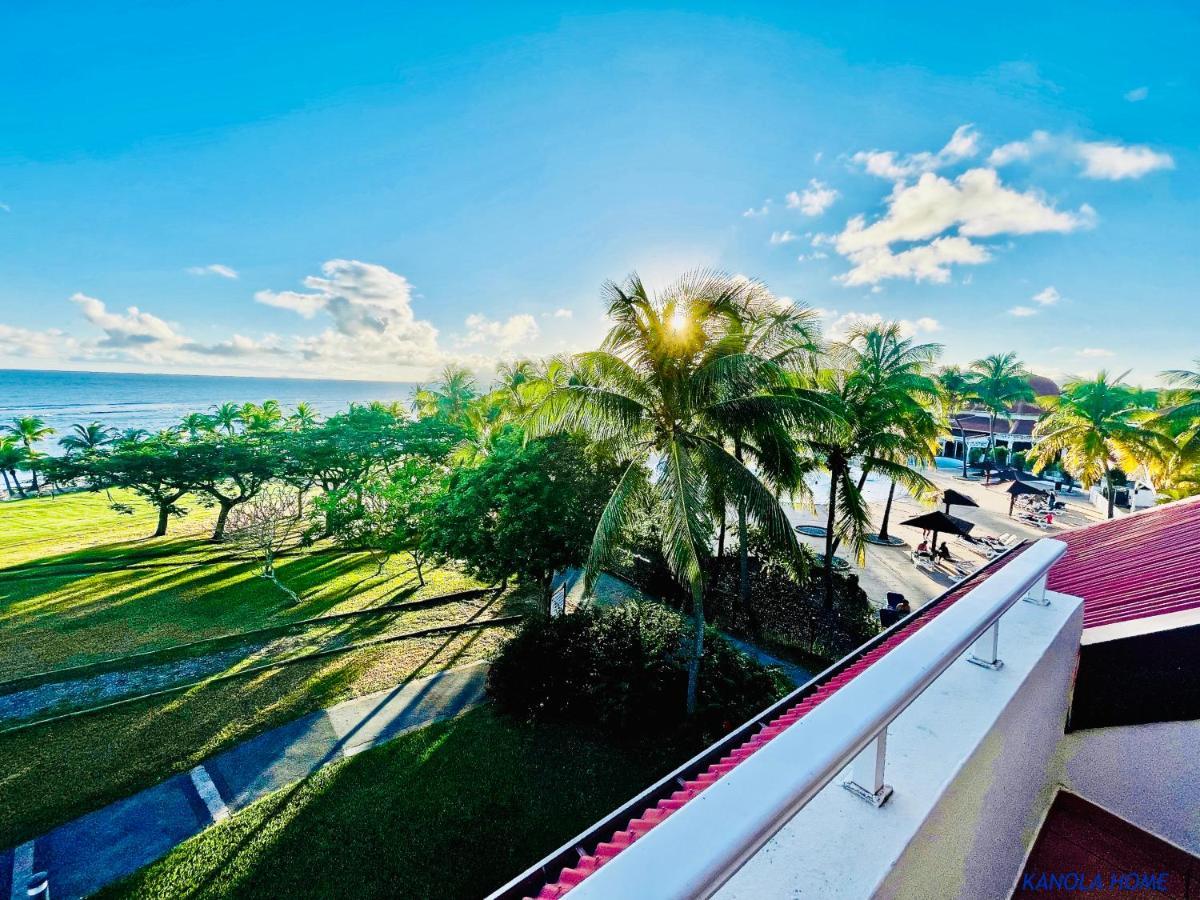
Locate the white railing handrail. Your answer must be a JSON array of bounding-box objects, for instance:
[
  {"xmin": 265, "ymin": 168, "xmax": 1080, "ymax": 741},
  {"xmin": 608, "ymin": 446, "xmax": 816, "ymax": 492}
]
[{"xmin": 566, "ymin": 537, "xmax": 1068, "ymax": 900}]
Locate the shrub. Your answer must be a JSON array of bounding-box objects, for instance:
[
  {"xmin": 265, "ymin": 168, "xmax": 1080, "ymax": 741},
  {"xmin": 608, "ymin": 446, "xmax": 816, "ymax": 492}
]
[
  {"xmin": 968, "ymin": 447, "xmax": 985, "ymax": 465},
  {"xmin": 1010, "ymin": 451, "xmax": 1027, "ymax": 472},
  {"xmin": 487, "ymin": 603, "xmax": 789, "ymax": 743},
  {"xmin": 706, "ymin": 556, "xmax": 878, "ymax": 665},
  {"xmin": 992, "ymin": 446, "xmax": 1009, "ymax": 464}
]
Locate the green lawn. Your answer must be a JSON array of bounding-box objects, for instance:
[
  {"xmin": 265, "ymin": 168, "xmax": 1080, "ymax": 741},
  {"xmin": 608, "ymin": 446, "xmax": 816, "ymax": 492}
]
[
  {"xmin": 0, "ymin": 490, "xmax": 492, "ymax": 681},
  {"xmin": 0, "ymin": 489, "xmax": 529, "ymax": 846},
  {"xmin": 100, "ymin": 707, "xmax": 680, "ymax": 900}
]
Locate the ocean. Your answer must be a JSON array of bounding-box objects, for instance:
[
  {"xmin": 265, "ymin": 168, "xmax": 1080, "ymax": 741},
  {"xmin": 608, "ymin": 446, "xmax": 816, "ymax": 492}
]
[{"xmin": 0, "ymin": 369, "xmax": 419, "ymax": 451}]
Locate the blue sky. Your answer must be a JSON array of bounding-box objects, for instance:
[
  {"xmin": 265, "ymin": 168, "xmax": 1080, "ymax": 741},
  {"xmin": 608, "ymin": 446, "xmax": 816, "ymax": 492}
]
[{"xmin": 1, "ymin": 2, "xmax": 1196, "ymax": 384}]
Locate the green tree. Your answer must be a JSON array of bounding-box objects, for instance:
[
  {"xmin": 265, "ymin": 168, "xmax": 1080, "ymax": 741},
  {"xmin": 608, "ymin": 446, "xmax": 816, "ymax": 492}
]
[
  {"xmin": 69, "ymin": 436, "xmax": 194, "ymax": 536},
  {"xmin": 182, "ymin": 435, "xmax": 281, "ymax": 540},
  {"xmin": 411, "ymin": 365, "xmax": 477, "ymax": 423},
  {"xmin": 210, "ymin": 402, "xmax": 243, "ymax": 435},
  {"xmin": 322, "ymin": 459, "xmax": 445, "ymax": 583},
  {"xmin": 938, "ymin": 365, "xmax": 978, "ymax": 478},
  {"xmin": 6, "ymin": 416, "xmax": 54, "ymax": 493},
  {"xmin": 528, "ymin": 272, "xmax": 823, "ymax": 713},
  {"xmin": 1149, "ymin": 362, "xmax": 1200, "ymax": 500},
  {"xmin": 1030, "ymin": 371, "xmax": 1169, "ymax": 518},
  {"xmin": 179, "ymin": 412, "xmax": 215, "ymax": 440},
  {"xmin": 967, "ymin": 352, "xmax": 1034, "ymax": 466},
  {"xmin": 59, "ymin": 422, "xmax": 116, "ymax": 456},
  {"xmin": 0, "ymin": 436, "xmax": 28, "ymax": 499},
  {"xmin": 288, "ymin": 402, "xmax": 319, "ymax": 430}
]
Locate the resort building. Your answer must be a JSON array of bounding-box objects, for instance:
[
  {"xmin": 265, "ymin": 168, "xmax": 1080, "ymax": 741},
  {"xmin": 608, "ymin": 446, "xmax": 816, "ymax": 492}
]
[
  {"xmin": 941, "ymin": 375, "xmax": 1060, "ymax": 462},
  {"xmin": 494, "ymin": 495, "xmax": 1200, "ymax": 899}
]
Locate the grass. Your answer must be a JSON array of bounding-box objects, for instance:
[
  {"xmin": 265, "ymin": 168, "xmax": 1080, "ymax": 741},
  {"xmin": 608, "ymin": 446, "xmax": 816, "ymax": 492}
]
[
  {"xmin": 0, "ymin": 618, "xmax": 520, "ymax": 848},
  {"xmin": 100, "ymin": 706, "xmax": 680, "ymax": 900},
  {"xmin": 0, "ymin": 489, "xmax": 531, "ymax": 846},
  {"xmin": 0, "ymin": 490, "xmax": 490, "ymax": 680}
]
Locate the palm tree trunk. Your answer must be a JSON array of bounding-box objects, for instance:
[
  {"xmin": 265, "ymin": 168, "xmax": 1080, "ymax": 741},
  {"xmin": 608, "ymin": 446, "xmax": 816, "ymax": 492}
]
[
  {"xmin": 716, "ymin": 512, "xmax": 726, "ymax": 559},
  {"xmin": 10, "ymin": 469, "xmax": 26, "ymax": 499},
  {"xmin": 823, "ymin": 467, "xmax": 839, "ymax": 612},
  {"xmin": 878, "ymin": 480, "xmax": 897, "ymax": 541},
  {"xmin": 1106, "ymin": 473, "xmax": 1116, "ymax": 519},
  {"xmin": 685, "ymin": 584, "xmax": 705, "ymax": 715},
  {"xmin": 734, "ymin": 441, "xmax": 751, "ymax": 617},
  {"xmin": 955, "ymin": 415, "xmax": 969, "ymax": 478},
  {"xmin": 0, "ymin": 467, "xmax": 13, "ymax": 498}
]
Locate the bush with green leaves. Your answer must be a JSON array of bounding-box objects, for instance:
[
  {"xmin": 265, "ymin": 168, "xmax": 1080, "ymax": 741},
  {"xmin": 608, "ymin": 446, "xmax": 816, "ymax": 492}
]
[{"xmin": 487, "ymin": 603, "xmax": 789, "ymax": 742}]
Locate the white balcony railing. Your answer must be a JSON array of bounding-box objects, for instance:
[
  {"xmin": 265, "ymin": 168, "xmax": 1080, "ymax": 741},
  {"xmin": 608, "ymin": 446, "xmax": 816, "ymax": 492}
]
[{"xmin": 558, "ymin": 537, "xmax": 1068, "ymax": 900}]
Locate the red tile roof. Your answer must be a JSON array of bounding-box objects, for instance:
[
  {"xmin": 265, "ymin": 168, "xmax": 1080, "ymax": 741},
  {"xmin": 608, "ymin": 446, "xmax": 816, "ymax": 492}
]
[
  {"xmin": 522, "ymin": 550, "xmax": 1027, "ymax": 899},
  {"xmin": 1047, "ymin": 496, "xmax": 1200, "ymax": 631}
]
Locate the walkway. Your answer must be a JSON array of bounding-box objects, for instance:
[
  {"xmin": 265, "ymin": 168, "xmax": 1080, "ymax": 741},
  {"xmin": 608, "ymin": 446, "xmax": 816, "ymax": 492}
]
[{"xmin": 0, "ymin": 662, "xmax": 488, "ymax": 900}]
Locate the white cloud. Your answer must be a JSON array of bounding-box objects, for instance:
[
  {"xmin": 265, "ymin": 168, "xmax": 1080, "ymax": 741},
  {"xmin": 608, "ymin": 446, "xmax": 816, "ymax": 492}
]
[
  {"xmin": 852, "ymin": 125, "xmax": 980, "ymax": 180},
  {"xmin": 786, "ymin": 180, "xmax": 839, "ymax": 216},
  {"xmin": 0, "ymin": 323, "xmax": 75, "ymax": 359},
  {"xmin": 987, "ymin": 130, "xmax": 1052, "ymax": 166},
  {"xmin": 742, "ymin": 200, "xmax": 772, "ymax": 217},
  {"xmin": 831, "ymin": 168, "xmax": 1093, "ymax": 286},
  {"xmin": 72, "ymin": 293, "xmax": 187, "ymax": 350},
  {"xmin": 186, "ymin": 264, "xmax": 239, "ymax": 279},
  {"xmin": 988, "ymin": 131, "xmax": 1173, "ymax": 180},
  {"xmin": 0, "ymin": 202, "xmax": 10, "ymax": 213},
  {"xmin": 1008, "ymin": 305, "xmax": 1038, "ymax": 317},
  {"xmin": 1124, "ymin": 86, "xmax": 1149, "ymax": 102},
  {"xmin": 1076, "ymin": 141, "xmax": 1174, "ymax": 180},
  {"xmin": 816, "ymin": 308, "xmax": 942, "ymax": 340},
  {"xmin": 552, "ymin": 308, "xmax": 573, "ymax": 319},
  {"xmin": 258, "ymin": 260, "xmax": 443, "ymax": 372},
  {"xmin": 770, "ymin": 230, "xmax": 799, "ymax": 245},
  {"xmin": 1077, "ymin": 347, "xmax": 1114, "ymax": 358},
  {"xmin": 1033, "ymin": 286, "xmax": 1061, "ymax": 306},
  {"xmin": 459, "ymin": 313, "xmax": 540, "ymax": 350}
]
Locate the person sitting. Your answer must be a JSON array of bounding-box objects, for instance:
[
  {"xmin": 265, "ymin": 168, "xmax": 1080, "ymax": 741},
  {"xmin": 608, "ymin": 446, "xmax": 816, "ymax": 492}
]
[
  {"xmin": 916, "ymin": 540, "xmax": 930, "ymax": 556},
  {"xmin": 937, "ymin": 543, "xmax": 952, "ymax": 562}
]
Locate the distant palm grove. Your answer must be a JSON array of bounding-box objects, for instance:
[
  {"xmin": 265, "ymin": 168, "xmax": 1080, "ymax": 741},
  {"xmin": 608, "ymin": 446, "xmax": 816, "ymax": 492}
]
[{"xmin": 4, "ymin": 270, "xmax": 1199, "ymax": 713}]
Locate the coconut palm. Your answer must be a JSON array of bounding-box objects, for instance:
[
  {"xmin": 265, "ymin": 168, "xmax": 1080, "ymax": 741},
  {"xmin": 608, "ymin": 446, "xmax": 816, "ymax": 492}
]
[
  {"xmin": 6, "ymin": 416, "xmax": 55, "ymax": 492},
  {"xmin": 288, "ymin": 402, "xmax": 319, "ymax": 430},
  {"xmin": 411, "ymin": 365, "xmax": 477, "ymax": 422},
  {"xmin": 0, "ymin": 437, "xmax": 28, "ymax": 498},
  {"xmin": 59, "ymin": 421, "xmax": 116, "ymax": 456},
  {"xmin": 1148, "ymin": 363, "xmax": 1200, "ymax": 500},
  {"xmin": 529, "ymin": 271, "xmax": 828, "ymax": 713},
  {"xmin": 210, "ymin": 402, "xmax": 243, "ymax": 435},
  {"xmin": 179, "ymin": 412, "xmax": 215, "ymax": 440},
  {"xmin": 116, "ymin": 427, "xmax": 150, "ymax": 446},
  {"xmin": 240, "ymin": 400, "xmax": 283, "ymax": 432},
  {"xmin": 967, "ymin": 352, "xmax": 1034, "ymax": 467},
  {"xmin": 938, "ymin": 365, "xmax": 978, "ymax": 478},
  {"xmin": 1030, "ymin": 371, "xmax": 1171, "ymax": 518},
  {"xmin": 799, "ymin": 328, "xmax": 938, "ymax": 609}
]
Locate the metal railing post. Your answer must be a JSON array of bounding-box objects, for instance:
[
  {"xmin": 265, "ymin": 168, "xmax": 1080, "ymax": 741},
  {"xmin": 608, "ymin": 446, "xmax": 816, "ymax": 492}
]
[
  {"xmin": 842, "ymin": 728, "xmax": 893, "ymax": 807},
  {"xmin": 1023, "ymin": 574, "xmax": 1051, "ymax": 607},
  {"xmin": 967, "ymin": 621, "xmax": 1003, "ymax": 670}
]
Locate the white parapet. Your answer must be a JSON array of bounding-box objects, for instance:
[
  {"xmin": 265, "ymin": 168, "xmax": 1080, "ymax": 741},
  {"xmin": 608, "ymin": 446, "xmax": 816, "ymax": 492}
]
[{"xmin": 567, "ymin": 539, "xmax": 1084, "ymax": 900}]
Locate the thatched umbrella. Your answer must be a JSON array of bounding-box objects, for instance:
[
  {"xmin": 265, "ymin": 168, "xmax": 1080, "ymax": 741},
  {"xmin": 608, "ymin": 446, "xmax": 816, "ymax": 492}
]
[
  {"xmin": 899, "ymin": 510, "xmax": 973, "ymax": 554},
  {"xmin": 1006, "ymin": 479, "xmax": 1047, "ymax": 516},
  {"xmin": 942, "ymin": 488, "xmax": 979, "ymax": 515}
]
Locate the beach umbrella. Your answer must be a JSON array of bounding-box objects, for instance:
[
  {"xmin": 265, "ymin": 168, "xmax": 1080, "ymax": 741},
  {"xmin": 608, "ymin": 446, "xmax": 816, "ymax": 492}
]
[
  {"xmin": 942, "ymin": 488, "xmax": 979, "ymax": 514},
  {"xmin": 1006, "ymin": 479, "xmax": 1047, "ymax": 516},
  {"xmin": 899, "ymin": 510, "xmax": 973, "ymax": 554}
]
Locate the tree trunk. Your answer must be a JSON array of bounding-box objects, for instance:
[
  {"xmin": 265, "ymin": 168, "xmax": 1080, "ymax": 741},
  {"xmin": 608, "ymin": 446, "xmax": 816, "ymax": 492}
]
[
  {"xmin": 212, "ymin": 500, "xmax": 234, "ymax": 541},
  {"xmin": 684, "ymin": 584, "xmax": 705, "ymax": 716},
  {"xmin": 878, "ymin": 480, "xmax": 897, "ymax": 540},
  {"xmin": 29, "ymin": 464, "xmax": 39, "ymax": 494},
  {"xmin": 412, "ymin": 554, "xmax": 425, "ymax": 586},
  {"xmin": 154, "ymin": 502, "xmax": 171, "ymax": 537},
  {"xmin": 0, "ymin": 468, "xmax": 13, "ymax": 498},
  {"xmin": 10, "ymin": 470, "xmax": 27, "ymax": 499},
  {"xmin": 823, "ymin": 466, "xmax": 839, "ymax": 611},
  {"xmin": 734, "ymin": 441, "xmax": 751, "ymax": 619},
  {"xmin": 716, "ymin": 512, "xmax": 726, "ymax": 560},
  {"xmin": 1106, "ymin": 473, "xmax": 1116, "ymax": 519},
  {"xmin": 956, "ymin": 416, "xmax": 969, "ymax": 479}
]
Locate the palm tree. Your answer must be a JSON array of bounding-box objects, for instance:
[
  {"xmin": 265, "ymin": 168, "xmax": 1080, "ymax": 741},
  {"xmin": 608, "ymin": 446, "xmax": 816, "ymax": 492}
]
[
  {"xmin": 210, "ymin": 402, "xmax": 243, "ymax": 435},
  {"xmin": 288, "ymin": 402, "xmax": 319, "ymax": 430},
  {"xmin": 411, "ymin": 365, "xmax": 477, "ymax": 422},
  {"xmin": 529, "ymin": 271, "xmax": 826, "ymax": 713},
  {"xmin": 799, "ymin": 330, "xmax": 937, "ymax": 609},
  {"xmin": 179, "ymin": 412, "xmax": 215, "ymax": 440},
  {"xmin": 0, "ymin": 437, "xmax": 28, "ymax": 499},
  {"xmin": 116, "ymin": 427, "xmax": 150, "ymax": 446},
  {"xmin": 6, "ymin": 416, "xmax": 55, "ymax": 492},
  {"xmin": 967, "ymin": 352, "xmax": 1034, "ymax": 471},
  {"xmin": 938, "ymin": 365, "xmax": 977, "ymax": 478},
  {"xmin": 239, "ymin": 400, "xmax": 283, "ymax": 432},
  {"xmin": 1030, "ymin": 371, "xmax": 1170, "ymax": 518},
  {"xmin": 1149, "ymin": 363, "xmax": 1200, "ymax": 500},
  {"xmin": 59, "ymin": 422, "xmax": 115, "ymax": 455}
]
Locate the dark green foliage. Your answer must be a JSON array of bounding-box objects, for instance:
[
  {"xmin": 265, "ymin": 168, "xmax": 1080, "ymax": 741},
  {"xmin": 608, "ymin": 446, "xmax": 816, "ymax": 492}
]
[
  {"xmin": 426, "ymin": 431, "xmax": 617, "ymax": 612},
  {"xmin": 707, "ymin": 554, "xmax": 878, "ymax": 665},
  {"xmin": 488, "ymin": 603, "xmax": 789, "ymax": 743},
  {"xmin": 1011, "ymin": 451, "xmax": 1027, "ymax": 472}
]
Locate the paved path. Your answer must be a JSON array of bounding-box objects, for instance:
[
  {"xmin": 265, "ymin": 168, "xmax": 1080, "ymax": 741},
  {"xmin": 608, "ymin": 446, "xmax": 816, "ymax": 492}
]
[{"xmin": 0, "ymin": 662, "xmax": 488, "ymax": 900}]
